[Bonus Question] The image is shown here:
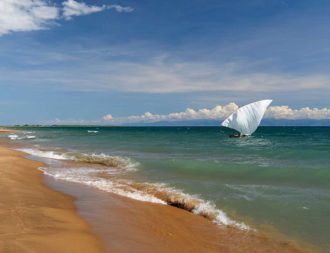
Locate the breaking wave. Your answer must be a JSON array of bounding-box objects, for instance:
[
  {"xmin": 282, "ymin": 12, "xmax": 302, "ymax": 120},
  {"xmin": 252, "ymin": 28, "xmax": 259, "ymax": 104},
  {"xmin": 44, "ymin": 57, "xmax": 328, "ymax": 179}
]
[
  {"xmin": 8, "ymin": 134, "xmax": 36, "ymax": 140},
  {"xmin": 39, "ymin": 165, "xmax": 249, "ymax": 230},
  {"xmin": 129, "ymin": 182, "xmax": 250, "ymax": 229},
  {"xmin": 39, "ymin": 167, "xmax": 165, "ymax": 204},
  {"xmin": 18, "ymin": 147, "xmax": 249, "ymax": 230},
  {"xmin": 17, "ymin": 148, "xmax": 137, "ymax": 170}
]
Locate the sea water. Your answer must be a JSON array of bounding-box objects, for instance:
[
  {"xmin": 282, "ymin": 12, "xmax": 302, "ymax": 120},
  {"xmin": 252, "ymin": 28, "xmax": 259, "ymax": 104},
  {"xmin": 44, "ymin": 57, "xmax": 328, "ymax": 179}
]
[{"xmin": 2, "ymin": 126, "xmax": 330, "ymax": 251}]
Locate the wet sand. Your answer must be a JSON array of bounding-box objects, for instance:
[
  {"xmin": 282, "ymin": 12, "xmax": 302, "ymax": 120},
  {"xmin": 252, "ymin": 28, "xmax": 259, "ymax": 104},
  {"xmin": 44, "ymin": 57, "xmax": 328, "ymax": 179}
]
[
  {"xmin": 0, "ymin": 129, "xmax": 21, "ymax": 133},
  {"xmin": 0, "ymin": 143, "xmax": 316, "ymax": 253},
  {"xmin": 0, "ymin": 146, "xmax": 103, "ymax": 253},
  {"xmin": 46, "ymin": 169, "xmax": 315, "ymax": 253}
]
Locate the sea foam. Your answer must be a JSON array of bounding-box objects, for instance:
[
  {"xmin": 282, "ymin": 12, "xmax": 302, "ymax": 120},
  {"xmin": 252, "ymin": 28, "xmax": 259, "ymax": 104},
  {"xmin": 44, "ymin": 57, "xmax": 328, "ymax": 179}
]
[
  {"xmin": 19, "ymin": 147, "xmax": 249, "ymax": 230},
  {"xmin": 8, "ymin": 134, "xmax": 36, "ymax": 140},
  {"xmin": 17, "ymin": 148, "xmax": 137, "ymax": 170}
]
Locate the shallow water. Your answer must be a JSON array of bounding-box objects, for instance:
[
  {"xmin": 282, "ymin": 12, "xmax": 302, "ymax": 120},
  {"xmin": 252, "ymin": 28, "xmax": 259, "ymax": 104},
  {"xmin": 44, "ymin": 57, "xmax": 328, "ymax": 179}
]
[{"xmin": 3, "ymin": 126, "xmax": 330, "ymax": 251}]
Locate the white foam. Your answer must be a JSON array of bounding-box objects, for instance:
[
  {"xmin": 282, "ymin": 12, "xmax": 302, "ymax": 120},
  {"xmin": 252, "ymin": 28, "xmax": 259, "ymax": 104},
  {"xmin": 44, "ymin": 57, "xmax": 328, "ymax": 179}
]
[
  {"xmin": 26, "ymin": 135, "xmax": 36, "ymax": 139},
  {"xmin": 18, "ymin": 148, "xmax": 68, "ymax": 160},
  {"xmin": 152, "ymin": 184, "xmax": 250, "ymax": 230},
  {"xmin": 17, "ymin": 148, "xmax": 138, "ymax": 171},
  {"xmin": 39, "ymin": 163, "xmax": 249, "ymax": 230},
  {"xmin": 18, "ymin": 147, "xmax": 249, "ymax": 230},
  {"xmin": 87, "ymin": 130, "xmax": 99, "ymax": 133},
  {"xmin": 192, "ymin": 201, "xmax": 250, "ymax": 230},
  {"xmin": 8, "ymin": 134, "xmax": 36, "ymax": 140},
  {"xmin": 39, "ymin": 167, "xmax": 165, "ymax": 204},
  {"xmin": 8, "ymin": 134, "xmax": 19, "ymax": 140}
]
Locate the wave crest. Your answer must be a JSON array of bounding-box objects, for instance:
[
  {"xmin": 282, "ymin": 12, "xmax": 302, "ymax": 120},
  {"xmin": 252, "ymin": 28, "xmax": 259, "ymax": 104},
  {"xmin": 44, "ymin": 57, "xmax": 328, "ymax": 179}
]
[
  {"xmin": 17, "ymin": 148, "xmax": 137, "ymax": 170},
  {"xmin": 70, "ymin": 153, "xmax": 136, "ymax": 169},
  {"xmin": 39, "ymin": 165, "xmax": 249, "ymax": 230},
  {"xmin": 18, "ymin": 147, "xmax": 249, "ymax": 230},
  {"xmin": 130, "ymin": 182, "xmax": 249, "ymax": 229},
  {"xmin": 8, "ymin": 134, "xmax": 36, "ymax": 140}
]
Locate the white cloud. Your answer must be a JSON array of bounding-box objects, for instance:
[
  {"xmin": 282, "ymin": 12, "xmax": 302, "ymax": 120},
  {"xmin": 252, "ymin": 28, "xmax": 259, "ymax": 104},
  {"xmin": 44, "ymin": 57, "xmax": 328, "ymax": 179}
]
[
  {"xmin": 0, "ymin": 0, "xmax": 133, "ymax": 35},
  {"xmin": 103, "ymin": 103, "xmax": 330, "ymax": 123},
  {"xmin": 104, "ymin": 61, "xmax": 330, "ymax": 93},
  {"xmin": 62, "ymin": 1, "xmax": 134, "ymax": 20},
  {"xmin": 266, "ymin": 106, "xmax": 330, "ymax": 120},
  {"xmin": 103, "ymin": 114, "xmax": 113, "ymax": 121},
  {"xmin": 62, "ymin": 0, "xmax": 105, "ymax": 20},
  {"xmin": 39, "ymin": 53, "xmax": 327, "ymax": 93},
  {"xmin": 107, "ymin": 4, "xmax": 134, "ymax": 13},
  {"xmin": 126, "ymin": 103, "xmax": 239, "ymax": 122},
  {"xmin": 47, "ymin": 118, "xmax": 101, "ymax": 125},
  {"xmin": 0, "ymin": 0, "xmax": 59, "ymax": 35}
]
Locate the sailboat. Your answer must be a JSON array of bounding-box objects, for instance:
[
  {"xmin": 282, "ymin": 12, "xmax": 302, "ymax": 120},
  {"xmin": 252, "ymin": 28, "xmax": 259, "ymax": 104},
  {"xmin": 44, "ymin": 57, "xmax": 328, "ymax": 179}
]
[{"xmin": 221, "ymin": 99, "xmax": 272, "ymax": 137}]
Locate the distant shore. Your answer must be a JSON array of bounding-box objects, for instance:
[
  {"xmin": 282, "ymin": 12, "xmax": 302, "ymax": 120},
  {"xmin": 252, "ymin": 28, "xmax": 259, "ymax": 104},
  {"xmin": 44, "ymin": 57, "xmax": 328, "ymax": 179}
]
[{"xmin": 0, "ymin": 143, "xmax": 315, "ymax": 253}]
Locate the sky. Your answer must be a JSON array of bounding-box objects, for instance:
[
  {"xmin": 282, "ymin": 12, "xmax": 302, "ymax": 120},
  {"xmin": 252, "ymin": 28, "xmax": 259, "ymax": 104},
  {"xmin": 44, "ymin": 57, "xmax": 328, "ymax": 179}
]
[{"xmin": 0, "ymin": 0, "xmax": 330, "ymax": 124}]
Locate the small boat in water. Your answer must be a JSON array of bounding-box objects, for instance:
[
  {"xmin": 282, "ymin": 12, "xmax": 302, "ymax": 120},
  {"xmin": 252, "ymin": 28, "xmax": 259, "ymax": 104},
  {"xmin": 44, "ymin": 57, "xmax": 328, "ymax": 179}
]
[{"xmin": 221, "ymin": 99, "xmax": 272, "ymax": 137}]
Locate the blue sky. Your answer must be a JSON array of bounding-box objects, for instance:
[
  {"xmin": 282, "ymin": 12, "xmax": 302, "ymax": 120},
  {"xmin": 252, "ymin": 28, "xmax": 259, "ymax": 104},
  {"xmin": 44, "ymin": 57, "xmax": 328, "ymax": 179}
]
[{"xmin": 0, "ymin": 0, "xmax": 330, "ymax": 124}]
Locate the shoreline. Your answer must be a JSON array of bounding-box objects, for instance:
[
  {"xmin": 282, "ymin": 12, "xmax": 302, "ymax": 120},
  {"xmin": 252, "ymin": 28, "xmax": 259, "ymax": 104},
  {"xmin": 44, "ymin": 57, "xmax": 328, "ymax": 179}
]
[
  {"xmin": 0, "ymin": 142, "xmax": 317, "ymax": 253},
  {"xmin": 45, "ymin": 174, "xmax": 317, "ymax": 253},
  {"xmin": 0, "ymin": 145, "xmax": 104, "ymax": 253},
  {"xmin": 0, "ymin": 129, "xmax": 21, "ymax": 134}
]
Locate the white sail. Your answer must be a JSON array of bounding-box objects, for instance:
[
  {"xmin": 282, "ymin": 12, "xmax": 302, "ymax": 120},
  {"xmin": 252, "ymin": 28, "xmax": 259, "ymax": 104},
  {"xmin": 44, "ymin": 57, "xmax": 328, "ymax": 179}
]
[{"xmin": 221, "ymin": 99, "xmax": 272, "ymax": 135}]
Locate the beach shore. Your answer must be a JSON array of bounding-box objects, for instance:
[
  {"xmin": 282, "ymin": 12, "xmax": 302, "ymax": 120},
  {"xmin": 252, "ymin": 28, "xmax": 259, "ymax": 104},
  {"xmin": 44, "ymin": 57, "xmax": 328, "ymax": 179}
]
[
  {"xmin": 0, "ymin": 129, "xmax": 20, "ymax": 133},
  {"xmin": 0, "ymin": 146, "xmax": 103, "ymax": 253},
  {"xmin": 0, "ymin": 143, "xmax": 315, "ymax": 253}
]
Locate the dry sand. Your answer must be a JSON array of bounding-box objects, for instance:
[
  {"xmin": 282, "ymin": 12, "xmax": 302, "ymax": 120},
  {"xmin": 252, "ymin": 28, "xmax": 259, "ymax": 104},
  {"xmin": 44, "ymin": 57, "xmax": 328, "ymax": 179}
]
[{"xmin": 0, "ymin": 146, "xmax": 104, "ymax": 253}]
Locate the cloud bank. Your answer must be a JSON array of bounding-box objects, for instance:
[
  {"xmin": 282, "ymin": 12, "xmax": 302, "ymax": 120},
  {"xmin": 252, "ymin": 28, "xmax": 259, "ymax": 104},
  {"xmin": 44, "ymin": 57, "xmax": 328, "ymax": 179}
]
[
  {"xmin": 103, "ymin": 103, "xmax": 330, "ymax": 124},
  {"xmin": 0, "ymin": 0, "xmax": 133, "ymax": 35},
  {"xmin": 267, "ymin": 106, "xmax": 330, "ymax": 120}
]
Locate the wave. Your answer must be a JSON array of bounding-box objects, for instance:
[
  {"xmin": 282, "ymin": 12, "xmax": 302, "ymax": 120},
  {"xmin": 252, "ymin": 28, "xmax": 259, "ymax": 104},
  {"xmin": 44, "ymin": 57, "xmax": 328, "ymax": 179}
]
[
  {"xmin": 18, "ymin": 148, "xmax": 69, "ymax": 160},
  {"xmin": 128, "ymin": 182, "xmax": 249, "ymax": 229},
  {"xmin": 39, "ymin": 166, "xmax": 165, "ymax": 204},
  {"xmin": 87, "ymin": 130, "xmax": 99, "ymax": 133},
  {"xmin": 17, "ymin": 148, "xmax": 138, "ymax": 170},
  {"xmin": 39, "ymin": 165, "xmax": 249, "ymax": 230},
  {"xmin": 18, "ymin": 147, "xmax": 249, "ymax": 230},
  {"xmin": 8, "ymin": 134, "xmax": 36, "ymax": 140}
]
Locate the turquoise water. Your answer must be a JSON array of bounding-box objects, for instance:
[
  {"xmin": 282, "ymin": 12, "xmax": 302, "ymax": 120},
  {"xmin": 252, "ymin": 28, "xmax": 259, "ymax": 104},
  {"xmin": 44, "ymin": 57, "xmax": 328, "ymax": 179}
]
[{"xmin": 3, "ymin": 126, "xmax": 330, "ymax": 251}]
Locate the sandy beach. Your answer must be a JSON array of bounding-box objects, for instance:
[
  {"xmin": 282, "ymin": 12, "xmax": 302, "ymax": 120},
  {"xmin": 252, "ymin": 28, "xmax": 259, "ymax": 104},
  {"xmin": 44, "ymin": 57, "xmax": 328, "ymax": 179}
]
[
  {"xmin": 0, "ymin": 145, "xmax": 103, "ymax": 253},
  {"xmin": 0, "ymin": 142, "xmax": 316, "ymax": 253},
  {"xmin": 0, "ymin": 129, "xmax": 21, "ymax": 133}
]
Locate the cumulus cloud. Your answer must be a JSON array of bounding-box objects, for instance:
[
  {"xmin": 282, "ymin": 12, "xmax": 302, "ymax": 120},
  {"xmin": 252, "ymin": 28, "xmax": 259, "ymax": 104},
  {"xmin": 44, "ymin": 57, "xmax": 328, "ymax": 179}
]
[
  {"xmin": 0, "ymin": 0, "xmax": 133, "ymax": 35},
  {"xmin": 103, "ymin": 114, "xmax": 113, "ymax": 121},
  {"xmin": 126, "ymin": 103, "xmax": 239, "ymax": 122},
  {"xmin": 266, "ymin": 106, "xmax": 330, "ymax": 120},
  {"xmin": 0, "ymin": 0, "xmax": 59, "ymax": 35},
  {"xmin": 103, "ymin": 103, "xmax": 330, "ymax": 124}
]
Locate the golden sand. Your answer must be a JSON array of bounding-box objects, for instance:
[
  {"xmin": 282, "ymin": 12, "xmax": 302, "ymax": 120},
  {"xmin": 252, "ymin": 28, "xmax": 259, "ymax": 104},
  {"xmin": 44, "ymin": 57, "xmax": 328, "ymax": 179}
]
[
  {"xmin": 0, "ymin": 146, "xmax": 104, "ymax": 253},
  {"xmin": 0, "ymin": 129, "xmax": 20, "ymax": 133}
]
